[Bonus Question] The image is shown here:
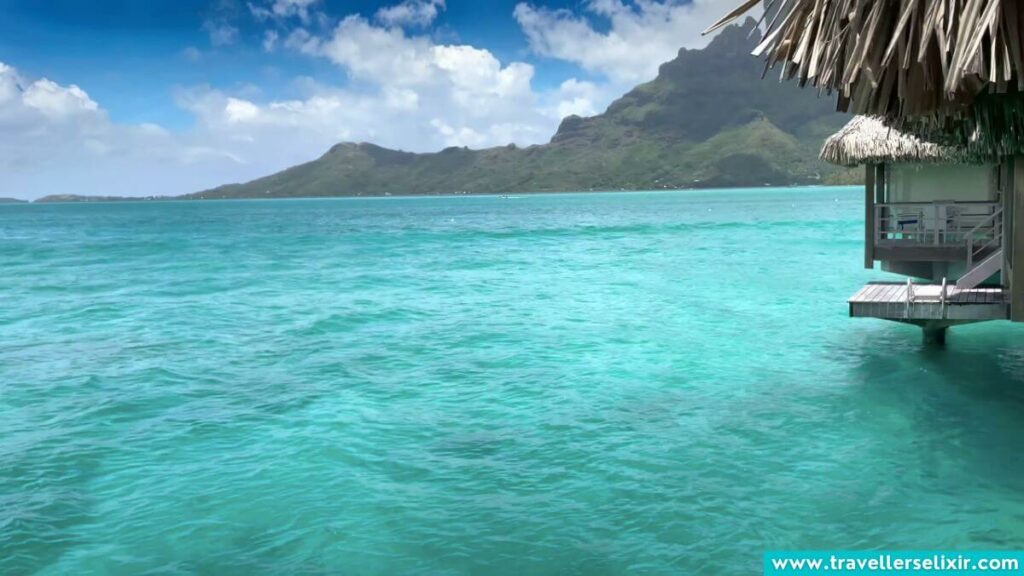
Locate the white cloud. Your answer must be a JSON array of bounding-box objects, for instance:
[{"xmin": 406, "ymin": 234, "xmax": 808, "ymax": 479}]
[
  {"xmin": 21, "ymin": 79, "xmax": 100, "ymax": 120},
  {"xmin": 203, "ymin": 20, "xmax": 240, "ymax": 46},
  {"xmin": 289, "ymin": 14, "xmax": 567, "ymax": 148},
  {"xmin": 313, "ymin": 15, "xmax": 536, "ymax": 108},
  {"xmin": 553, "ymin": 78, "xmax": 602, "ymax": 118},
  {"xmin": 0, "ymin": 65, "xmax": 102, "ymax": 130},
  {"xmin": 6, "ymin": 0, "xmax": 747, "ymax": 199},
  {"xmin": 0, "ymin": 62, "xmax": 254, "ymax": 199},
  {"xmin": 249, "ymin": 0, "xmax": 321, "ymax": 24},
  {"xmin": 262, "ymin": 30, "xmax": 279, "ymax": 52},
  {"xmin": 173, "ymin": 85, "xmax": 375, "ymax": 165},
  {"xmin": 317, "ymin": 16, "xmax": 435, "ymax": 84},
  {"xmin": 383, "ymin": 87, "xmax": 420, "ymax": 111},
  {"xmin": 248, "ymin": 2, "xmax": 273, "ymax": 20},
  {"xmin": 283, "ymin": 28, "xmax": 321, "ymax": 54},
  {"xmin": 224, "ymin": 97, "xmax": 261, "ymax": 122},
  {"xmin": 0, "ymin": 63, "xmax": 19, "ymax": 106},
  {"xmin": 375, "ymin": 0, "xmax": 446, "ymax": 28},
  {"xmin": 514, "ymin": 0, "xmax": 756, "ymax": 85}
]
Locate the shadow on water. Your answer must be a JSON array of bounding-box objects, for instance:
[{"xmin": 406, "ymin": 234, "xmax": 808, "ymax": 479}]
[
  {"xmin": 0, "ymin": 445, "xmax": 104, "ymax": 575},
  {"xmin": 840, "ymin": 322, "xmax": 1024, "ymax": 489},
  {"xmin": 849, "ymin": 323, "xmax": 1024, "ymax": 403}
]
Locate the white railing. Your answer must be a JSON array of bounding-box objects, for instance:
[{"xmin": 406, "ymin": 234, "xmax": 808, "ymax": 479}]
[
  {"xmin": 875, "ymin": 201, "xmax": 1001, "ymax": 250},
  {"xmin": 965, "ymin": 207, "xmax": 1003, "ymax": 269}
]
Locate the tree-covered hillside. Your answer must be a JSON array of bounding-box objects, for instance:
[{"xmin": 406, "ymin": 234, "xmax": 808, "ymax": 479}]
[{"xmin": 185, "ymin": 19, "xmax": 855, "ymax": 200}]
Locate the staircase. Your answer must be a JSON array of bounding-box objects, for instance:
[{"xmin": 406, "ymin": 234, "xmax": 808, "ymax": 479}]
[
  {"xmin": 955, "ymin": 208, "xmax": 1004, "ymax": 291},
  {"xmin": 956, "ymin": 249, "xmax": 1003, "ymax": 290}
]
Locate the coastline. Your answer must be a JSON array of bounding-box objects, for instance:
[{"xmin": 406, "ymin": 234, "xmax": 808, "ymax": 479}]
[{"xmin": 18, "ymin": 184, "xmax": 862, "ymax": 205}]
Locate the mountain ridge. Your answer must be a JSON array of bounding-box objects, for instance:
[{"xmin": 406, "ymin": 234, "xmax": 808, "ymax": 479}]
[
  {"xmin": 182, "ymin": 19, "xmax": 852, "ymax": 201},
  {"xmin": 37, "ymin": 20, "xmax": 856, "ymax": 203}
]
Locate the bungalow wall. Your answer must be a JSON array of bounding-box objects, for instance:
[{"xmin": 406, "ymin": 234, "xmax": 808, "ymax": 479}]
[
  {"xmin": 871, "ymin": 162, "xmax": 1006, "ymax": 284},
  {"xmin": 886, "ymin": 164, "xmax": 998, "ymax": 203}
]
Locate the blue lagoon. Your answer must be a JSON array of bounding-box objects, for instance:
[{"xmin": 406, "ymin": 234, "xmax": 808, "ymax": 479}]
[{"xmin": 2, "ymin": 188, "xmax": 1024, "ymax": 574}]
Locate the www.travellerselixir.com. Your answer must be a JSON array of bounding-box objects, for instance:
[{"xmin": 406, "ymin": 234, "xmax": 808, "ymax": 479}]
[{"xmin": 763, "ymin": 551, "xmax": 1023, "ymax": 573}]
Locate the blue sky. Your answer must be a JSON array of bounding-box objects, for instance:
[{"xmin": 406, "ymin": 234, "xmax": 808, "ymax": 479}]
[{"xmin": 0, "ymin": 0, "xmax": 741, "ymax": 199}]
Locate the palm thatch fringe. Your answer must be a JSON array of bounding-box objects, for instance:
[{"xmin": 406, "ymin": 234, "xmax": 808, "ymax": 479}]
[
  {"xmin": 820, "ymin": 116, "xmax": 985, "ymax": 166},
  {"xmin": 706, "ymin": 0, "xmax": 1024, "ymax": 155}
]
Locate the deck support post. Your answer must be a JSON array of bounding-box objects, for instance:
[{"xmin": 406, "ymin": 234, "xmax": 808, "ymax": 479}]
[
  {"xmin": 921, "ymin": 324, "xmax": 947, "ymax": 346},
  {"xmin": 1012, "ymin": 157, "xmax": 1024, "ymax": 321},
  {"xmin": 865, "ymin": 164, "xmax": 876, "ymax": 269}
]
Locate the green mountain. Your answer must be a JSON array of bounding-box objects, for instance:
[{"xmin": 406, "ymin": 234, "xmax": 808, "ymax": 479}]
[{"xmin": 182, "ymin": 19, "xmax": 850, "ymax": 200}]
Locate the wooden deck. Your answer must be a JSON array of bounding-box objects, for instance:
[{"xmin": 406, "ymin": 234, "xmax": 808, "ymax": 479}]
[{"xmin": 849, "ymin": 281, "xmax": 1009, "ymax": 322}]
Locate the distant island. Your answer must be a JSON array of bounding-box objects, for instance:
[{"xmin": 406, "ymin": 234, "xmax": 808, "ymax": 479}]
[
  {"xmin": 0, "ymin": 197, "xmax": 28, "ymax": 203},
  {"xmin": 32, "ymin": 20, "xmax": 858, "ymax": 204},
  {"xmin": 33, "ymin": 195, "xmax": 170, "ymax": 203}
]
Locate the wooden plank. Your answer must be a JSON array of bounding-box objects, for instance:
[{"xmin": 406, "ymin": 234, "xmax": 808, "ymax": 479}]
[
  {"xmin": 850, "ymin": 281, "xmax": 1009, "ymax": 321},
  {"xmin": 876, "ymin": 282, "xmax": 892, "ymax": 305},
  {"xmin": 879, "ymin": 284, "xmax": 896, "ymax": 303},
  {"xmin": 945, "ymin": 287, "xmax": 955, "ymax": 304},
  {"xmin": 858, "ymin": 283, "xmax": 884, "ymax": 301},
  {"xmin": 892, "ymin": 284, "xmax": 905, "ymax": 303},
  {"xmin": 869, "ymin": 284, "xmax": 888, "ymax": 302},
  {"xmin": 849, "ymin": 284, "xmax": 874, "ymax": 302},
  {"xmin": 885, "ymin": 283, "xmax": 903, "ymax": 302},
  {"xmin": 870, "ymin": 284, "xmax": 889, "ymax": 303},
  {"xmin": 866, "ymin": 283, "xmax": 885, "ymax": 299},
  {"xmin": 865, "ymin": 283, "xmax": 887, "ymax": 302},
  {"xmin": 881, "ymin": 302, "xmax": 894, "ymax": 317},
  {"xmin": 888, "ymin": 283, "xmax": 907, "ymax": 302},
  {"xmin": 867, "ymin": 284, "xmax": 887, "ymax": 302}
]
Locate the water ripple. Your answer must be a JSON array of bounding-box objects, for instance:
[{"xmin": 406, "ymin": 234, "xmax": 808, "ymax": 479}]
[{"xmin": 2, "ymin": 190, "xmax": 1024, "ymax": 575}]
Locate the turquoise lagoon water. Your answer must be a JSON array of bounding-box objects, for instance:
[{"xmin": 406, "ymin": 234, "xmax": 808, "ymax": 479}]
[{"xmin": 2, "ymin": 188, "xmax": 1024, "ymax": 575}]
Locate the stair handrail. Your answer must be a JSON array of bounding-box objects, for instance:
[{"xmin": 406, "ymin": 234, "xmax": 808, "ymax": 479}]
[
  {"xmin": 905, "ymin": 278, "xmax": 914, "ymax": 318},
  {"xmin": 965, "ymin": 207, "xmax": 1003, "ymax": 269},
  {"xmin": 940, "ymin": 277, "xmax": 948, "ymax": 320}
]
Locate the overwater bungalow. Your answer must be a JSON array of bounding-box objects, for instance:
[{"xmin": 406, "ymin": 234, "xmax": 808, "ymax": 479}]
[
  {"xmin": 823, "ymin": 116, "xmax": 1012, "ymax": 341},
  {"xmin": 707, "ymin": 0, "xmax": 1024, "ymax": 342}
]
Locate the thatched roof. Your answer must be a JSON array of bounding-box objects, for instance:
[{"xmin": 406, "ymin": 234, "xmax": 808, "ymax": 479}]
[
  {"xmin": 820, "ymin": 116, "xmax": 984, "ymax": 166},
  {"xmin": 706, "ymin": 0, "xmax": 1024, "ymax": 156}
]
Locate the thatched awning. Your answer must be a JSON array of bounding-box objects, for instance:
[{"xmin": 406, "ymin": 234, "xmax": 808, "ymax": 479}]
[
  {"xmin": 706, "ymin": 1, "xmax": 1024, "ymax": 155},
  {"xmin": 820, "ymin": 116, "xmax": 984, "ymax": 166}
]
